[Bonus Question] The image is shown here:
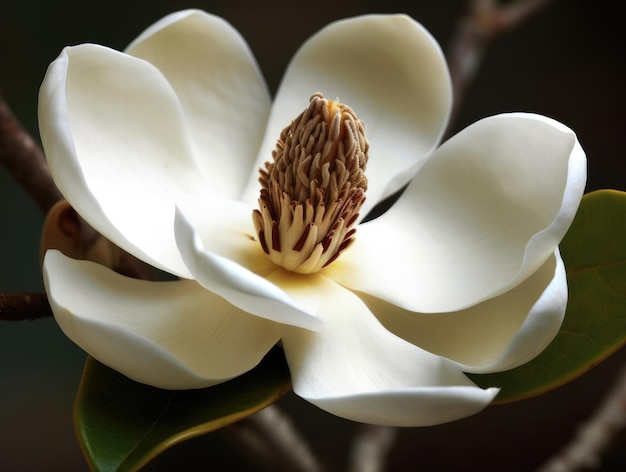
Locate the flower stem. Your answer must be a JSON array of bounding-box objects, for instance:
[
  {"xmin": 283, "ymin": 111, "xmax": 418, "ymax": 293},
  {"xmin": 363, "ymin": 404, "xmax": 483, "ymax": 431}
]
[{"xmin": 0, "ymin": 292, "xmax": 52, "ymax": 321}]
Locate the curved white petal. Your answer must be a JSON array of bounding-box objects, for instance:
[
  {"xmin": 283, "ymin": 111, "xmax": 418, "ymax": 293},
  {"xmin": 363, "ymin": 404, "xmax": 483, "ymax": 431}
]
[
  {"xmin": 126, "ymin": 10, "xmax": 271, "ymax": 199},
  {"xmin": 38, "ymin": 44, "xmax": 209, "ymax": 277},
  {"xmin": 368, "ymin": 250, "xmax": 566, "ymax": 373},
  {"xmin": 331, "ymin": 113, "xmax": 586, "ymax": 312},
  {"xmin": 174, "ymin": 207, "xmax": 322, "ymax": 331},
  {"xmin": 43, "ymin": 250, "xmax": 281, "ymax": 389},
  {"xmin": 174, "ymin": 191, "xmax": 275, "ymax": 274},
  {"xmin": 278, "ymin": 275, "xmax": 498, "ymax": 426},
  {"xmin": 241, "ymin": 14, "xmax": 452, "ymax": 212}
]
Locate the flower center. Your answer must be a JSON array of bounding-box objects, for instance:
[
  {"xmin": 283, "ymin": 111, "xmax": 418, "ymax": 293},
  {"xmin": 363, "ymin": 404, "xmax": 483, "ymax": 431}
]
[{"xmin": 252, "ymin": 93, "xmax": 369, "ymax": 274}]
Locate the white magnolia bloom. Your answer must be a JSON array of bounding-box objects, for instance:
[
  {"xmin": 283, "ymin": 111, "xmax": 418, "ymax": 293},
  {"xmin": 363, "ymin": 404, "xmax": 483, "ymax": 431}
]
[{"xmin": 39, "ymin": 10, "xmax": 586, "ymax": 427}]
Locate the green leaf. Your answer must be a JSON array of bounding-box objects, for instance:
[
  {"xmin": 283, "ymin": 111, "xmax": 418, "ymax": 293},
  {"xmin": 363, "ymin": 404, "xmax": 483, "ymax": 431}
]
[
  {"xmin": 470, "ymin": 189, "xmax": 626, "ymax": 402},
  {"xmin": 75, "ymin": 347, "xmax": 291, "ymax": 472}
]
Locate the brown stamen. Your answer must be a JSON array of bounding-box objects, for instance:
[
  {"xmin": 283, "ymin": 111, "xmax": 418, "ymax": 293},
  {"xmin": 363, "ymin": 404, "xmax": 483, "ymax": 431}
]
[{"xmin": 253, "ymin": 93, "xmax": 368, "ymax": 274}]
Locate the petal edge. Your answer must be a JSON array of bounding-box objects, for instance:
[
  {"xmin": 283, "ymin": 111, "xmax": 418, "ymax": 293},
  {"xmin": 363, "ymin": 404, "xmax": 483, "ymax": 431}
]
[{"xmin": 44, "ymin": 250, "xmax": 281, "ymax": 389}]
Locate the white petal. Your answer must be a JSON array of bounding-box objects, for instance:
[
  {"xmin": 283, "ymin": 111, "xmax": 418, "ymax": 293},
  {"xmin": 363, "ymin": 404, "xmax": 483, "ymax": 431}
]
[
  {"xmin": 174, "ymin": 207, "xmax": 322, "ymax": 331},
  {"xmin": 331, "ymin": 113, "xmax": 586, "ymax": 312},
  {"xmin": 43, "ymin": 250, "xmax": 281, "ymax": 389},
  {"xmin": 126, "ymin": 10, "xmax": 271, "ymax": 199},
  {"xmin": 241, "ymin": 14, "xmax": 452, "ymax": 212},
  {"xmin": 279, "ymin": 275, "xmax": 498, "ymax": 426},
  {"xmin": 368, "ymin": 250, "xmax": 567, "ymax": 373},
  {"xmin": 174, "ymin": 191, "xmax": 275, "ymax": 274},
  {"xmin": 38, "ymin": 44, "xmax": 209, "ymax": 277}
]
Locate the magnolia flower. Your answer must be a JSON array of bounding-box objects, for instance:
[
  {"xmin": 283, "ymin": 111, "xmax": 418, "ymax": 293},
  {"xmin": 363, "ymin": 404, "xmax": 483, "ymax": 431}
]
[{"xmin": 39, "ymin": 10, "xmax": 586, "ymax": 427}]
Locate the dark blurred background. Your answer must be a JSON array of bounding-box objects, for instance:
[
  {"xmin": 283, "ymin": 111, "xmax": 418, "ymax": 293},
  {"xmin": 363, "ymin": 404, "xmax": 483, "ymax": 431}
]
[{"xmin": 1, "ymin": 0, "xmax": 625, "ymax": 470}]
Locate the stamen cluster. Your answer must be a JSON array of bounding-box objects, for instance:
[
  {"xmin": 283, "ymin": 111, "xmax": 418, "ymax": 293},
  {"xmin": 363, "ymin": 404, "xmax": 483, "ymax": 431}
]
[{"xmin": 253, "ymin": 93, "xmax": 369, "ymax": 274}]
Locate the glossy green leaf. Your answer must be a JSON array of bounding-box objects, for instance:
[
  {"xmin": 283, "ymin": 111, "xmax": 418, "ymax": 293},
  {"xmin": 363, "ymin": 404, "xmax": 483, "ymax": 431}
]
[
  {"xmin": 471, "ymin": 189, "xmax": 626, "ymax": 402},
  {"xmin": 75, "ymin": 347, "xmax": 290, "ymax": 472}
]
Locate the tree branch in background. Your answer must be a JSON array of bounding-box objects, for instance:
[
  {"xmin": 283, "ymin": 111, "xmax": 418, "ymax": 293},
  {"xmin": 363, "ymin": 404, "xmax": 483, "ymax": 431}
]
[
  {"xmin": 223, "ymin": 404, "xmax": 325, "ymax": 472},
  {"xmin": 0, "ymin": 92, "xmax": 62, "ymax": 213},
  {"xmin": 0, "ymin": 292, "xmax": 52, "ymax": 321},
  {"xmin": 447, "ymin": 0, "xmax": 554, "ymax": 127},
  {"xmin": 536, "ymin": 364, "xmax": 626, "ymax": 472},
  {"xmin": 347, "ymin": 425, "xmax": 398, "ymax": 472}
]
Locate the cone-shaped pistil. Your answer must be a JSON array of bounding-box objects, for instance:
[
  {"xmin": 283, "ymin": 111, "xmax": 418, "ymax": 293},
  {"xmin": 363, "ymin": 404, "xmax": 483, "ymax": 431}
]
[{"xmin": 253, "ymin": 93, "xmax": 369, "ymax": 274}]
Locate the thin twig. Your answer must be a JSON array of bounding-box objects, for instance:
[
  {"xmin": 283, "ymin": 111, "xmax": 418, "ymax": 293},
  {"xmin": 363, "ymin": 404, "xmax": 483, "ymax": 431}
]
[
  {"xmin": 223, "ymin": 404, "xmax": 325, "ymax": 472},
  {"xmin": 536, "ymin": 365, "xmax": 626, "ymax": 472},
  {"xmin": 0, "ymin": 292, "xmax": 52, "ymax": 321},
  {"xmin": 347, "ymin": 425, "xmax": 398, "ymax": 472},
  {"xmin": 447, "ymin": 0, "xmax": 555, "ymax": 127},
  {"xmin": 0, "ymin": 92, "xmax": 63, "ymax": 213}
]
